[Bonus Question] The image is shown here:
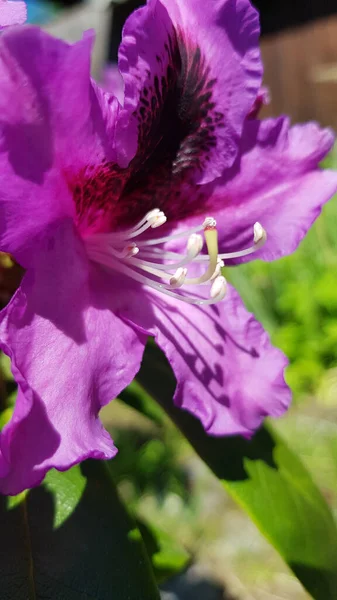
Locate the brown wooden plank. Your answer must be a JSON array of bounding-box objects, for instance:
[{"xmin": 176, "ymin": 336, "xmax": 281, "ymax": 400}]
[{"xmin": 260, "ymin": 15, "xmax": 337, "ymax": 130}]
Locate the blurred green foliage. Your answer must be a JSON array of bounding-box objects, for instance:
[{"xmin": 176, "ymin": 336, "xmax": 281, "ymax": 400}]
[
  {"xmin": 111, "ymin": 426, "xmax": 189, "ymax": 502},
  {"xmin": 107, "ymin": 384, "xmax": 189, "ymax": 504}
]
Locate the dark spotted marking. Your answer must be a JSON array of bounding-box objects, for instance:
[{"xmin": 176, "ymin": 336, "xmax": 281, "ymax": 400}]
[{"xmin": 70, "ymin": 28, "xmax": 224, "ymax": 233}]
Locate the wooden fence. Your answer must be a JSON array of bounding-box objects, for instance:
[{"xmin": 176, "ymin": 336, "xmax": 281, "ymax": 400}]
[{"xmin": 261, "ymin": 15, "xmax": 337, "ymax": 130}]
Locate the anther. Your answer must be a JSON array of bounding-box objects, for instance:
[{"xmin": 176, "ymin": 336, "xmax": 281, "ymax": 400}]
[
  {"xmin": 147, "ymin": 210, "xmax": 167, "ymax": 228},
  {"xmin": 203, "ymin": 217, "xmax": 217, "ymax": 230},
  {"xmin": 253, "ymin": 222, "xmax": 267, "ymax": 246},
  {"xmin": 170, "ymin": 267, "xmax": 187, "ymax": 288},
  {"xmin": 187, "ymin": 233, "xmax": 203, "ymax": 256},
  {"xmin": 210, "ymin": 276, "xmax": 227, "ymax": 300},
  {"xmin": 123, "ymin": 243, "xmax": 139, "ymax": 258},
  {"xmin": 145, "ymin": 209, "xmax": 161, "ymax": 221}
]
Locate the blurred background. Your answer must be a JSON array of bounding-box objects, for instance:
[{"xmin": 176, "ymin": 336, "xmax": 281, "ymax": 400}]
[{"xmin": 5, "ymin": 0, "xmax": 337, "ymax": 598}]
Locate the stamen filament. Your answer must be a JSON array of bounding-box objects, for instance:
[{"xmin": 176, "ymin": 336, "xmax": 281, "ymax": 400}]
[
  {"xmin": 184, "ymin": 226, "xmax": 219, "ymax": 284},
  {"xmin": 83, "ymin": 209, "xmax": 266, "ymax": 307},
  {"xmin": 123, "ymin": 233, "xmax": 203, "ymax": 272},
  {"xmin": 194, "ymin": 222, "xmax": 267, "ymax": 260},
  {"xmin": 88, "ymin": 247, "xmax": 223, "ymax": 305},
  {"xmin": 136, "ymin": 217, "xmax": 214, "ymax": 247}
]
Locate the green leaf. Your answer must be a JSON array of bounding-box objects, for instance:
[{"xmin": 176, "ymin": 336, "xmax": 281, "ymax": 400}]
[
  {"xmin": 0, "ymin": 461, "xmax": 160, "ymax": 599},
  {"xmin": 136, "ymin": 517, "xmax": 190, "ymax": 584},
  {"xmin": 43, "ymin": 466, "xmax": 86, "ymax": 528},
  {"xmin": 0, "ymin": 352, "xmax": 14, "ymax": 380},
  {"xmin": 137, "ymin": 343, "xmax": 337, "ymax": 600}
]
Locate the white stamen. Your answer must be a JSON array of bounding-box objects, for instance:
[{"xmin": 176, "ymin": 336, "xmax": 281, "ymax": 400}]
[
  {"xmin": 170, "ymin": 267, "xmax": 187, "ymax": 288},
  {"xmin": 87, "ymin": 242, "xmax": 139, "ymax": 260},
  {"xmin": 210, "ymin": 258, "xmax": 224, "ymax": 281},
  {"xmin": 124, "ymin": 243, "xmax": 139, "ymax": 258},
  {"xmin": 84, "ymin": 208, "xmax": 267, "ymax": 306},
  {"xmin": 197, "ymin": 222, "xmax": 267, "ymax": 261},
  {"xmin": 184, "ymin": 225, "xmax": 218, "ymax": 285},
  {"xmin": 144, "ymin": 208, "xmax": 161, "ymax": 222},
  {"xmin": 87, "ymin": 248, "xmax": 222, "ymax": 305},
  {"xmin": 253, "ymin": 222, "xmax": 267, "ymax": 246},
  {"xmin": 124, "ymin": 210, "xmax": 167, "ymax": 238},
  {"xmin": 127, "ymin": 233, "xmax": 202, "ymax": 272},
  {"xmin": 147, "ymin": 210, "xmax": 167, "ymax": 228},
  {"xmin": 187, "ymin": 233, "xmax": 203, "ymax": 256},
  {"xmin": 136, "ymin": 217, "xmax": 212, "ymax": 247},
  {"xmin": 210, "ymin": 275, "xmax": 227, "ymax": 300}
]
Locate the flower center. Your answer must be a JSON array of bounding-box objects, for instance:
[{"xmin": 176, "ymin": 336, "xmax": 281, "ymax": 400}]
[{"xmin": 83, "ymin": 210, "xmax": 266, "ymax": 305}]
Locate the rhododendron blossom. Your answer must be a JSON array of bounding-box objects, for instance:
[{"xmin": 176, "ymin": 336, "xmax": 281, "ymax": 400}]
[{"xmin": 0, "ymin": 0, "xmax": 336, "ymax": 495}]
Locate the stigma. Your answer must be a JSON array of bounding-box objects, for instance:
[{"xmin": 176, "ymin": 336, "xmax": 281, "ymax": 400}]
[{"xmin": 83, "ymin": 210, "xmax": 267, "ymax": 305}]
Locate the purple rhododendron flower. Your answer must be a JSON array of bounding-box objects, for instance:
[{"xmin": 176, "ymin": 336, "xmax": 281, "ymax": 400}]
[
  {"xmin": 0, "ymin": 0, "xmax": 336, "ymax": 495},
  {"xmin": 0, "ymin": 0, "xmax": 26, "ymax": 28}
]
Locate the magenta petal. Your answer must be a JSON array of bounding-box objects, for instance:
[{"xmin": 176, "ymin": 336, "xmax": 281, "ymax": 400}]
[
  {"xmin": 247, "ymin": 85, "xmax": 270, "ymax": 119},
  {"xmin": 0, "ymin": 221, "xmax": 146, "ymax": 495},
  {"xmin": 117, "ymin": 0, "xmax": 262, "ymax": 183},
  {"xmin": 212, "ymin": 117, "xmax": 337, "ymax": 262},
  {"xmin": 117, "ymin": 0, "xmax": 173, "ymax": 167},
  {"xmin": 101, "ymin": 63, "xmax": 125, "ymax": 105},
  {"xmin": 160, "ymin": 0, "xmax": 262, "ymax": 183},
  {"xmin": 0, "ymin": 26, "xmax": 117, "ymax": 266},
  {"xmin": 0, "ymin": 0, "xmax": 26, "ymax": 28},
  {"xmin": 116, "ymin": 284, "xmax": 290, "ymax": 437}
]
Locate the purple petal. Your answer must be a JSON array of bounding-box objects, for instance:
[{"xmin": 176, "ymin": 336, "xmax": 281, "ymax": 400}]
[
  {"xmin": 0, "ymin": 0, "xmax": 26, "ymax": 28},
  {"xmin": 116, "ymin": 283, "xmax": 290, "ymax": 437},
  {"xmin": 116, "ymin": 0, "xmax": 262, "ymax": 183},
  {"xmin": 247, "ymin": 85, "xmax": 270, "ymax": 119},
  {"xmin": 0, "ymin": 26, "xmax": 117, "ymax": 266},
  {"xmin": 101, "ymin": 63, "xmax": 125, "ymax": 105},
  {"xmin": 0, "ymin": 221, "xmax": 146, "ymax": 495},
  {"xmin": 211, "ymin": 117, "xmax": 337, "ymax": 262}
]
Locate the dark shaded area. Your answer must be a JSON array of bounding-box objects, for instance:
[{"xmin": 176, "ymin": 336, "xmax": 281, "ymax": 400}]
[
  {"xmin": 110, "ymin": 424, "xmax": 192, "ymax": 502},
  {"xmin": 119, "ymin": 383, "xmax": 164, "ymax": 425},
  {"xmin": 0, "ymin": 461, "xmax": 160, "ymax": 599},
  {"xmin": 252, "ymin": 0, "xmax": 337, "ymax": 36},
  {"xmin": 42, "ymin": 0, "xmax": 81, "ymax": 8},
  {"xmin": 109, "ymin": 0, "xmax": 144, "ymax": 61},
  {"xmin": 0, "ymin": 261, "xmax": 24, "ymax": 310},
  {"xmin": 287, "ymin": 564, "xmax": 337, "ymax": 600},
  {"xmin": 161, "ymin": 566, "xmax": 234, "ymax": 600}
]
